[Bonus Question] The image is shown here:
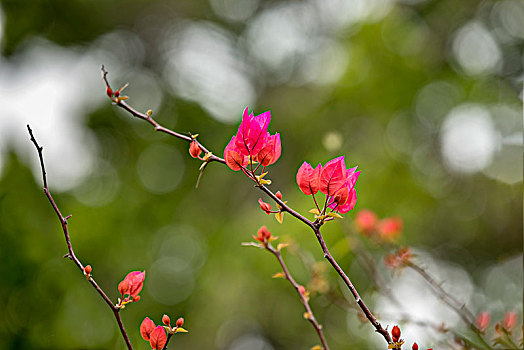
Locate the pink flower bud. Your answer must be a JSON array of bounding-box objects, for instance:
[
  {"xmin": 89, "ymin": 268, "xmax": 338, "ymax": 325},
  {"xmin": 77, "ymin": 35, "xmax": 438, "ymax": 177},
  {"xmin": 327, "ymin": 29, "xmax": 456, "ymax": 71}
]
[
  {"xmin": 298, "ymin": 285, "xmax": 306, "ymax": 296},
  {"xmin": 503, "ymin": 311, "xmax": 518, "ymax": 332},
  {"xmin": 391, "ymin": 325, "xmax": 401, "ymax": 343},
  {"xmin": 412, "ymin": 343, "xmax": 418, "ymax": 350},
  {"xmin": 176, "ymin": 317, "xmax": 184, "ymax": 327},
  {"xmin": 189, "ymin": 140, "xmax": 202, "ymax": 158},
  {"xmin": 106, "ymin": 86, "xmax": 113, "ymax": 97},
  {"xmin": 118, "ymin": 270, "xmax": 145, "ymax": 302},
  {"xmin": 275, "ymin": 191, "xmax": 283, "ymax": 200},
  {"xmin": 84, "ymin": 265, "xmax": 92, "ymax": 275},
  {"xmin": 476, "ymin": 312, "xmax": 491, "ymax": 332},
  {"xmin": 253, "ymin": 226, "xmax": 271, "ymax": 243},
  {"xmin": 162, "ymin": 314, "xmax": 170, "ymax": 326}
]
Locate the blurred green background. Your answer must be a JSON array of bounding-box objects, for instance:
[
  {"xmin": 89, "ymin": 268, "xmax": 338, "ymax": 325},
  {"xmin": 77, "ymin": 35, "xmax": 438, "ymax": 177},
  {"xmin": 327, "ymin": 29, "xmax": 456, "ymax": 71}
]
[{"xmin": 0, "ymin": 0, "xmax": 522, "ymax": 349}]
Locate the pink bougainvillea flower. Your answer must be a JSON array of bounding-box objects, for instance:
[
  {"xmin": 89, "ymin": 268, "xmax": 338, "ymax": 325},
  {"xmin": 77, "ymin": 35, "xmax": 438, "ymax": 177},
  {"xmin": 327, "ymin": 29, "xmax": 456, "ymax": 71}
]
[
  {"xmin": 319, "ymin": 156, "xmax": 347, "ymax": 196},
  {"xmin": 258, "ymin": 198, "xmax": 272, "ymax": 215},
  {"xmin": 224, "ymin": 136, "xmax": 249, "ymax": 171},
  {"xmin": 140, "ymin": 317, "xmax": 156, "ymax": 341},
  {"xmin": 118, "ymin": 270, "xmax": 145, "ymax": 302},
  {"xmin": 354, "ymin": 210, "xmax": 378, "ymax": 234},
  {"xmin": 235, "ymin": 107, "xmax": 271, "ymax": 157},
  {"xmin": 378, "ymin": 217, "xmax": 403, "ymax": 241},
  {"xmin": 296, "ymin": 162, "xmax": 322, "ymax": 195},
  {"xmin": 149, "ymin": 325, "xmax": 167, "ymax": 350},
  {"xmin": 256, "ymin": 132, "xmax": 281, "ymax": 166},
  {"xmin": 327, "ymin": 166, "xmax": 360, "ymax": 214},
  {"xmin": 298, "ymin": 156, "xmax": 360, "ymax": 215},
  {"xmin": 224, "ymin": 107, "xmax": 281, "ymax": 171}
]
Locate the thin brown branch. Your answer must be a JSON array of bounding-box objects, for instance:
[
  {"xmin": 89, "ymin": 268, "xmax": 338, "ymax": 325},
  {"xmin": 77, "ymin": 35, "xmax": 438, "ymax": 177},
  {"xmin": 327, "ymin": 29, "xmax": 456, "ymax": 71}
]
[
  {"xmin": 27, "ymin": 125, "xmax": 133, "ymax": 350},
  {"xmin": 265, "ymin": 242, "xmax": 329, "ymax": 350},
  {"xmin": 101, "ymin": 67, "xmax": 393, "ymax": 346},
  {"xmin": 405, "ymin": 261, "xmax": 495, "ymax": 350},
  {"xmin": 101, "ymin": 65, "xmax": 224, "ymax": 165}
]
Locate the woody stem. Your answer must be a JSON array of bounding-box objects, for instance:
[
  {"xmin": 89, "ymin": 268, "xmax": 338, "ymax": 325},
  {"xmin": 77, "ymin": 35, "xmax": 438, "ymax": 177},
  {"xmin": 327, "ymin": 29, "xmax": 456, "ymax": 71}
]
[{"xmin": 27, "ymin": 125, "xmax": 133, "ymax": 350}]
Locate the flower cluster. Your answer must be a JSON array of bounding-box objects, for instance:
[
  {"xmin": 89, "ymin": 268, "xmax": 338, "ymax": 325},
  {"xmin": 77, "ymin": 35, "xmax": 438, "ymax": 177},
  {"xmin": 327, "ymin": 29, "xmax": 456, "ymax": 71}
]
[
  {"xmin": 224, "ymin": 107, "xmax": 281, "ymax": 172},
  {"xmin": 476, "ymin": 311, "xmax": 522, "ymax": 348},
  {"xmin": 140, "ymin": 315, "xmax": 188, "ymax": 350},
  {"xmin": 116, "ymin": 271, "xmax": 145, "ymax": 308},
  {"xmin": 354, "ymin": 209, "xmax": 403, "ymax": 242},
  {"xmin": 297, "ymin": 156, "xmax": 360, "ymax": 215},
  {"xmin": 253, "ymin": 226, "xmax": 275, "ymax": 245}
]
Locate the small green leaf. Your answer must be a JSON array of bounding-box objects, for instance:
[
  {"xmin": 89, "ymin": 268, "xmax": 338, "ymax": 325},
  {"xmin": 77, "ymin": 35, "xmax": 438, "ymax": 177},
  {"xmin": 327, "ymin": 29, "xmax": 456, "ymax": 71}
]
[
  {"xmin": 275, "ymin": 211, "xmax": 283, "ymax": 224},
  {"xmin": 272, "ymin": 272, "xmax": 286, "ymax": 279},
  {"xmin": 327, "ymin": 212, "xmax": 343, "ymax": 219}
]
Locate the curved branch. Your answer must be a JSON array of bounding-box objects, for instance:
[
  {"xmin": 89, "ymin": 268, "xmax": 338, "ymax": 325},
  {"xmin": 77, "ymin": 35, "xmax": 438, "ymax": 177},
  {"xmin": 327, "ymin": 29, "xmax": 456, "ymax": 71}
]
[
  {"xmin": 27, "ymin": 125, "xmax": 133, "ymax": 350},
  {"xmin": 261, "ymin": 242, "xmax": 329, "ymax": 349}
]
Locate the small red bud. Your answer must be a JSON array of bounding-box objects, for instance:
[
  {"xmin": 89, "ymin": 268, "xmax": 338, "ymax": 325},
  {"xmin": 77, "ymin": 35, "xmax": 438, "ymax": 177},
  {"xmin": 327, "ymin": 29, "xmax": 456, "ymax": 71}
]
[
  {"xmin": 133, "ymin": 295, "xmax": 140, "ymax": 302},
  {"xmin": 258, "ymin": 198, "xmax": 272, "ymax": 215},
  {"xmin": 162, "ymin": 314, "xmax": 170, "ymax": 326},
  {"xmin": 114, "ymin": 90, "xmax": 120, "ymax": 97},
  {"xmin": 412, "ymin": 343, "xmax": 418, "ymax": 350},
  {"xmin": 476, "ymin": 311, "xmax": 491, "ymax": 332},
  {"xmin": 84, "ymin": 265, "xmax": 92, "ymax": 275},
  {"xmin": 189, "ymin": 140, "xmax": 202, "ymax": 158},
  {"xmin": 106, "ymin": 86, "xmax": 113, "ymax": 97},
  {"xmin": 391, "ymin": 325, "xmax": 401, "ymax": 343},
  {"xmin": 176, "ymin": 317, "xmax": 184, "ymax": 327},
  {"xmin": 275, "ymin": 191, "xmax": 282, "ymax": 200},
  {"xmin": 503, "ymin": 311, "xmax": 517, "ymax": 332},
  {"xmin": 298, "ymin": 285, "xmax": 306, "ymax": 296},
  {"xmin": 253, "ymin": 226, "xmax": 272, "ymax": 243}
]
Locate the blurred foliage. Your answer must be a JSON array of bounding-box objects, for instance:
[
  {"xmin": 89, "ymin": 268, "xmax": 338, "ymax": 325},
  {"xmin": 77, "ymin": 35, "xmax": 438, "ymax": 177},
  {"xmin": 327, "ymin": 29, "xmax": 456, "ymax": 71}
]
[{"xmin": 0, "ymin": 0, "xmax": 522, "ymax": 349}]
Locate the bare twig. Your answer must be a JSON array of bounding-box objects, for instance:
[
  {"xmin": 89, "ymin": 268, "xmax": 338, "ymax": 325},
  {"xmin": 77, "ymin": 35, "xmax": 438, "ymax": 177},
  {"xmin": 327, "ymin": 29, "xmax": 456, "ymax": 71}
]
[
  {"xmin": 101, "ymin": 67, "xmax": 393, "ymax": 345},
  {"xmin": 27, "ymin": 125, "xmax": 133, "ymax": 350},
  {"xmin": 405, "ymin": 261, "xmax": 495, "ymax": 350},
  {"xmin": 264, "ymin": 242, "xmax": 329, "ymax": 350}
]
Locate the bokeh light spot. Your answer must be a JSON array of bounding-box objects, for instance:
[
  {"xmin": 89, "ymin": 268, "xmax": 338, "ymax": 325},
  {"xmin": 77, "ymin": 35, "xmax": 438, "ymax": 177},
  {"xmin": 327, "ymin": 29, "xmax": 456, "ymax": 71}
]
[
  {"xmin": 440, "ymin": 104, "xmax": 498, "ymax": 174},
  {"xmin": 452, "ymin": 21, "xmax": 502, "ymax": 76},
  {"xmin": 136, "ymin": 143, "xmax": 185, "ymax": 194}
]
